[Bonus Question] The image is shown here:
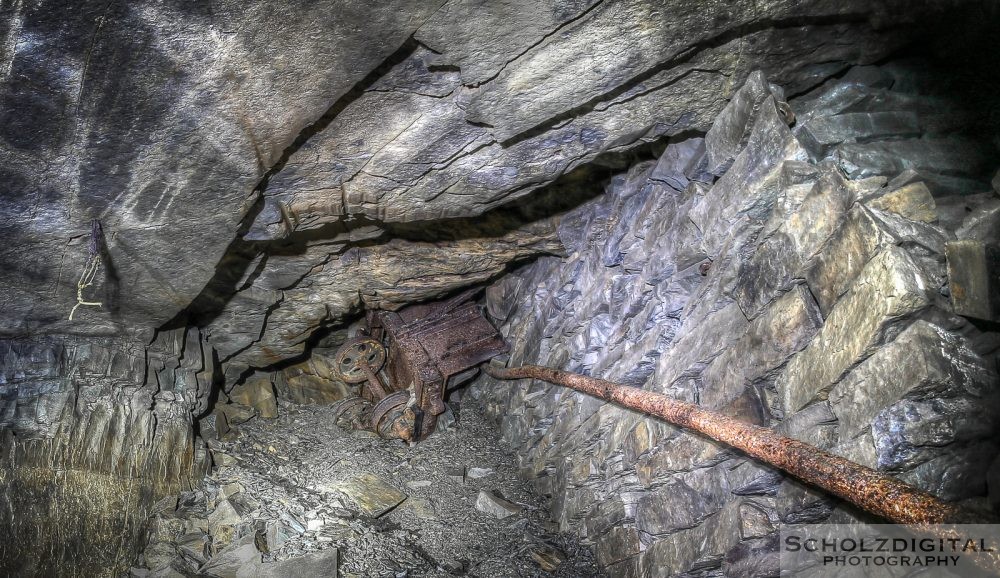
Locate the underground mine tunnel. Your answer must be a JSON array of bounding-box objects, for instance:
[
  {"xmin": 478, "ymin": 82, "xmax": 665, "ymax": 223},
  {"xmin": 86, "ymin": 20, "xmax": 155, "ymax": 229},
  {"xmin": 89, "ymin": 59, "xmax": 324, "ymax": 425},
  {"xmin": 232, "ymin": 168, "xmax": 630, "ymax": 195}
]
[{"xmin": 2, "ymin": 1, "xmax": 1000, "ymax": 577}]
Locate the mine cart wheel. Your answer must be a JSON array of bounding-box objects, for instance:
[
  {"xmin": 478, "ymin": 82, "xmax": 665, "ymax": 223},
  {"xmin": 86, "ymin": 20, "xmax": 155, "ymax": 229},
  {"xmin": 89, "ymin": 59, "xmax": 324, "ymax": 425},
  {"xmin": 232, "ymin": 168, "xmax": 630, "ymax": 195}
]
[
  {"xmin": 334, "ymin": 337, "xmax": 387, "ymax": 384},
  {"xmin": 330, "ymin": 396, "xmax": 369, "ymax": 421},
  {"xmin": 370, "ymin": 390, "xmax": 410, "ymax": 431}
]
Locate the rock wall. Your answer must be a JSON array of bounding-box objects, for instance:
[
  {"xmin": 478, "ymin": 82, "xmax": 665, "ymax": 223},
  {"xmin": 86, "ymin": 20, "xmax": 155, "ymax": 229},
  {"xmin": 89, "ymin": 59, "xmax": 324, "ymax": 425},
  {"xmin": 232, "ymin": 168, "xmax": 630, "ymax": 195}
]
[
  {"xmin": 0, "ymin": 1, "xmax": 992, "ymax": 574},
  {"xmin": 0, "ymin": 0, "xmax": 936, "ymax": 342},
  {"xmin": 471, "ymin": 66, "xmax": 1000, "ymax": 576},
  {"xmin": 0, "ymin": 330, "xmax": 212, "ymax": 576}
]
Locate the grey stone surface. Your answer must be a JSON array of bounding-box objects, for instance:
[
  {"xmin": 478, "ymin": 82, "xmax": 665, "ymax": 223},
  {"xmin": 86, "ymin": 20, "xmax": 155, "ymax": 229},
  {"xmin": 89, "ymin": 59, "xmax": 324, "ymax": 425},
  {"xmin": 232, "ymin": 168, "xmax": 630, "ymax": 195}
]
[
  {"xmin": 689, "ymin": 95, "xmax": 809, "ymax": 257},
  {"xmin": 1, "ymin": 4, "xmax": 997, "ymax": 575},
  {"xmin": 830, "ymin": 320, "xmax": 995, "ymax": 442},
  {"xmin": 722, "ymin": 535, "xmax": 779, "ymax": 578},
  {"xmin": 323, "ymin": 473, "xmax": 407, "ymax": 518},
  {"xmin": 797, "ymin": 111, "xmax": 921, "ymax": 155},
  {"xmin": 700, "ymin": 284, "xmax": 822, "ymax": 410},
  {"xmin": 834, "ymin": 137, "xmax": 990, "ymax": 181},
  {"xmin": 0, "ymin": 0, "xmax": 446, "ymax": 337},
  {"xmin": 704, "ymin": 70, "xmax": 788, "ymax": 175},
  {"xmin": 946, "ymin": 240, "xmax": 1000, "ymax": 321},
  {"xmin": 956, "ymin": 198, "xmax": 1000, "ymax": 241},
  {"xmin": 413, "ymin": 0, "xmax": 604, "ymax": 87},
  {"xmin": 209, "ymin": 216, "xmax": 564, "ymax": 370},
  {"xmin": 192, "ymin": 2, "xmax": 941, "ymax": 392},
  {"xmin": 475, "ymin": 490, "xmax": 523, "ymax": 519},
  {"xmin": 0, "ymin": 331, "xmax": 211, "ymax": 576},
  {"xmin": 144, "ymin": 402, "xmax": 601, "ymax": 576},
  {"xmin": 273, "ymin": 354, "xmax": 353, "ymax": 406},
  {"xmin": 733, "ymin": 165, "xmax": 849, "ymax": 317},
  {"xmin": 805, "ymin": 204, "xmax": 895, "ymax": 315},
  {"xmin": 471, "ymin": 66, "xmax": 1000, "ymax": 575},
  {"xmin": 460, "ymin": 0, "xmax": 906, "ymax": 143},
  {"xmin": 737, "ymin": 501, "xmax": 776, "ymax": 540},
  {"xmin": 898, "ymin": 442, "xmax": 1000, "ymax": 502},
  {"xmin": 780, "ymin": 246, "xmax": 931, "ymax": 412},
  {"xmin": 790, "ymin": 61, "xmax": 997, "ymax": 197},
  {"xmin": 865, "ymin": 181, "xmax": 937, "ymax": 223},
  {"xmin": 776, "ymin": 401, "xmax": 839, "ymax": 450},
  {"xmin": 874, "ymin": 397, "xmax": 997, "ymax": 471}
]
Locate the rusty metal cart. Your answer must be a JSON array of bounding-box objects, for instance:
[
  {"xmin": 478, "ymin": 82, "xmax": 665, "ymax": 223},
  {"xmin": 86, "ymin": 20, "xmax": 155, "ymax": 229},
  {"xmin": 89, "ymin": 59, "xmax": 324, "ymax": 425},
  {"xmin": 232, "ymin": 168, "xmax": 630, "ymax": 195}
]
[{"xmin": 330, "ymin": 290, "xmax": 508, "ymax": 442}]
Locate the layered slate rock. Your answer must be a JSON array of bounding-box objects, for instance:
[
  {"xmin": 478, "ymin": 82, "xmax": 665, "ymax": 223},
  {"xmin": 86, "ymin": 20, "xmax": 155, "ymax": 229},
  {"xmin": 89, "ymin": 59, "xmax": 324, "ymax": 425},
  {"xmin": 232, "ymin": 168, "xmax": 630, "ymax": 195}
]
[
  {"xmin": 0, "ymin": 0, "xmax": 446, "ymax": 337},
  {"xmin": 0, "ymin": 3, "xmax": 991, "ymax": 575},
  {"xmin": 778, "ymin": 245, "xmax": 931, "ymax": 413},
  {"xmin": 209, "ymin": 214, "xmax": 565, "ymax": 376},
  {"xmin": 791, "ymin": 63, "xmax": 997, "ymax": 196},
  {"xmin": 0, "ymin": 331, "xmax": 212, "ymax": 576},
  {"xmin": 263, "ymin": 16, "xmax": 901, "ymax": 229},
  {"xmin": 471, "ymin": 67, "xmax": 1000, "ymax": 576}
]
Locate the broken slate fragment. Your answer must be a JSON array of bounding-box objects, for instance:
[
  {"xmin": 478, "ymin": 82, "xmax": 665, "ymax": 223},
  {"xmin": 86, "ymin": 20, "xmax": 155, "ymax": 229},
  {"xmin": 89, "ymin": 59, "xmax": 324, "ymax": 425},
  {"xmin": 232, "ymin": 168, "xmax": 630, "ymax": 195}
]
[
  {"xmin": 280, "ymin": 511, "xmax": 306, "ymax": 534},
  {"xmin": 221, "ymin": 482, "xmax": 244, "ymax": 500},
  {"xmin": 864, "ymin": 181, "xmax": 937, "ymax": 223},
  {"xmin": 324, "ymin": 473, "xmax": 407, "ymax": 518},
  {"xmin": 530, "ymin": 544, "xmax": 567, "ymax": 572},
  {"xmin": 446, "ymin": 465, "xmax": 466, "ymax": 483},
  {"xmin": 466, "ymin": 467, "xmax": 493, "ymax": 479},
  {"xmin": 946, "ymin": 240, "xmax": 1000, "ymax": 322},
  {"xmin": 439, "ymin": 559, "xmax": 466, "ymax": 574},
  {"xmin": 475, "ymin": 490, "xmax": 523, "ymax": 519},
  {"xmin": 199, "ymin": 534, "xmax": 260, "ymax": 578}
]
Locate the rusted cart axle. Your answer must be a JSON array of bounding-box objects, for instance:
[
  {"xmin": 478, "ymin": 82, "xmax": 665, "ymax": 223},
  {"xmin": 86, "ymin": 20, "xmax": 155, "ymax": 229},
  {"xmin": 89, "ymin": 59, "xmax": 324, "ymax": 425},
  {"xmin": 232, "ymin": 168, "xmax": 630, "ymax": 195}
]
[{"xmin": 484, "ymin": 363, "xmax": 985, "ymax": 526}]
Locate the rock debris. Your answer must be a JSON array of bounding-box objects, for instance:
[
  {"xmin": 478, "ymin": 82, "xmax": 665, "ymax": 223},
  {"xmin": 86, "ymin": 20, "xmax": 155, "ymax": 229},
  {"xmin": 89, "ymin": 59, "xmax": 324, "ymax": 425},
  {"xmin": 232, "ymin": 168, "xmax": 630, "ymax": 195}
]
[{"xmin": 137, "ymin": 398, "xmax": 602, "ymax": 577}]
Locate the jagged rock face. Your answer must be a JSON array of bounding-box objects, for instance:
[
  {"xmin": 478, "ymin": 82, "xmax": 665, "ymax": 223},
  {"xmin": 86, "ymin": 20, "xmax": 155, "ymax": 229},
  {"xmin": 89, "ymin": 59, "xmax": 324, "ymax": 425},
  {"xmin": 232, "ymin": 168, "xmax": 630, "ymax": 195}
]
[
  {"xmin": 0, "ymin": 0, "xmax": 446, "ymax": 338},
  {"xmin": 0, "ymin": 330, "xmax": 212, "ymax": 576},
  {"xmin": 471, "ymin": 65, "xmax": 1000, "ymax": 575},
  {"xmin": 1, "ymin": 0, "xmax": 934, "ymax": 340},
  {"xmin": 208, "ymin": 213, "xmax": 565, "ymax": 378},
  {"xmin": 0, "ymin": 1, "xmax": 990, "ymax": 575}
]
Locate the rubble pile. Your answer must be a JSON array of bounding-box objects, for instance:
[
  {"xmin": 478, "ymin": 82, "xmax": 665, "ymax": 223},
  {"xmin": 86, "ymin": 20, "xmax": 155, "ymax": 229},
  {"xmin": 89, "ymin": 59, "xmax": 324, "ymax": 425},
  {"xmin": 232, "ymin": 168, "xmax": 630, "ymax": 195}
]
[{"xmin": 134, "ymin": 397, "xmax": 601, "ymax": 577}]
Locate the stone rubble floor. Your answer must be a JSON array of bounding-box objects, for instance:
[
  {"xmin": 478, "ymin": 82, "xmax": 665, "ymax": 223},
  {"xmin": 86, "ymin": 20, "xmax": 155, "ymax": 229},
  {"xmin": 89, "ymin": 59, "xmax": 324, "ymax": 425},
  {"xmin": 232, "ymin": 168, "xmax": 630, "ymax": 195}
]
[{"xmin": 171, "ymin": 396, "xmax": 603, "ymax": 577}]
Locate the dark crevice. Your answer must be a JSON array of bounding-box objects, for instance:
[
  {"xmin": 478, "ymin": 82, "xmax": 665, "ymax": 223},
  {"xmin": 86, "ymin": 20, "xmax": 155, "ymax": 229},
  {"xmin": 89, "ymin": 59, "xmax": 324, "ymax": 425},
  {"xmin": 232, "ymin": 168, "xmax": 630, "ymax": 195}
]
[
  {"xmin": 264, "ymin": 37, "xmax": 422, "ymax": 179},
  {"xmin": 157, "ymin": 38, "xmax": 423, "ymax": 332},
  {"xmin": 462, "ymin": 0, "xmax": 608, "ymax": 90},
  {"xmin": 496, "ymin": 13, "xmax": 896, "ymax": 147},
  {"xmin": 218, "ymin": 137, "xmax": 673, "ymax": 387}
]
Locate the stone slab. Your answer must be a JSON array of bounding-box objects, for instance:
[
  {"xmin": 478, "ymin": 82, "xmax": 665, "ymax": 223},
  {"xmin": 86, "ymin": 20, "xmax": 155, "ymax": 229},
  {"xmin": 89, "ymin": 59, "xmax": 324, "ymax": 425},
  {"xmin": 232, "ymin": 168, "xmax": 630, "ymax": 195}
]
[
  {"xmin": 865, "ymin": 181, "xmax": 937, "ymax": 223},
  {"xmin": 780, "ymin": 246, "xmax": 930, "ymax": 412},
  {"xmin": 830, "ymin": 320, "xmax": 993, "ymax": 442},
  {"xmin": 701, "ymin": 284, "xmax": 822, "ymax": 409},
  {"xmin": 946, "ymin": 240, "xmax": 1000, "ymax": 321},
  {"xmin": 322, "ymin": 474, "xmax": 407, "ymax": 518}
]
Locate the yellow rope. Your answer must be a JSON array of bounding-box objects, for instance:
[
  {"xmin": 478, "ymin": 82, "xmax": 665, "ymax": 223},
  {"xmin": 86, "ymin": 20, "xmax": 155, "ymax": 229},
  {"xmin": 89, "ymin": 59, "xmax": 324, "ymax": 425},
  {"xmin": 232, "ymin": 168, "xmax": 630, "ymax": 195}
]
[{"xmin": 68, "ymin": 253, "xmax": 103, "ymax": 321}]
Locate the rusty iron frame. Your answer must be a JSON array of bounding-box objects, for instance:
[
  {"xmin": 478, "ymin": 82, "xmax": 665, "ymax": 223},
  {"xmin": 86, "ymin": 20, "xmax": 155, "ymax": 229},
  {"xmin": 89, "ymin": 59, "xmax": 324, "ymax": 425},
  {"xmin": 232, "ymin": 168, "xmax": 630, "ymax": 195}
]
[{"xmin": 335, "ymin": 290, "xmax": 508, "ymax": 441}]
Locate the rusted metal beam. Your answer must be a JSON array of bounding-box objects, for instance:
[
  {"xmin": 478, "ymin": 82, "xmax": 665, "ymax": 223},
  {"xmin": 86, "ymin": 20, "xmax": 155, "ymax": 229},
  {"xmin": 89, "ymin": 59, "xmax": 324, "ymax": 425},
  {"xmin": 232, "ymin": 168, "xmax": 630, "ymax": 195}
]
[
  {"xmin": 360, "ymin": 361, "xmax": 389, "ymax": 399},
  {"xmin": 483, "ymin": 363, "xmax": 985, "ymax": 526}
]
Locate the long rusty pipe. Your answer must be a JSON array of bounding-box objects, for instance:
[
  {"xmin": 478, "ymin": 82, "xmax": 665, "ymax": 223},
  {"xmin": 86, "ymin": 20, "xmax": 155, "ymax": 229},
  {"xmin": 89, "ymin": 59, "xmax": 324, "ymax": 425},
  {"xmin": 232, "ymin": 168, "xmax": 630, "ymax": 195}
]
[{"xmin": 484, "ymin": 363, "xmax": 983, "ymax": 526}]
